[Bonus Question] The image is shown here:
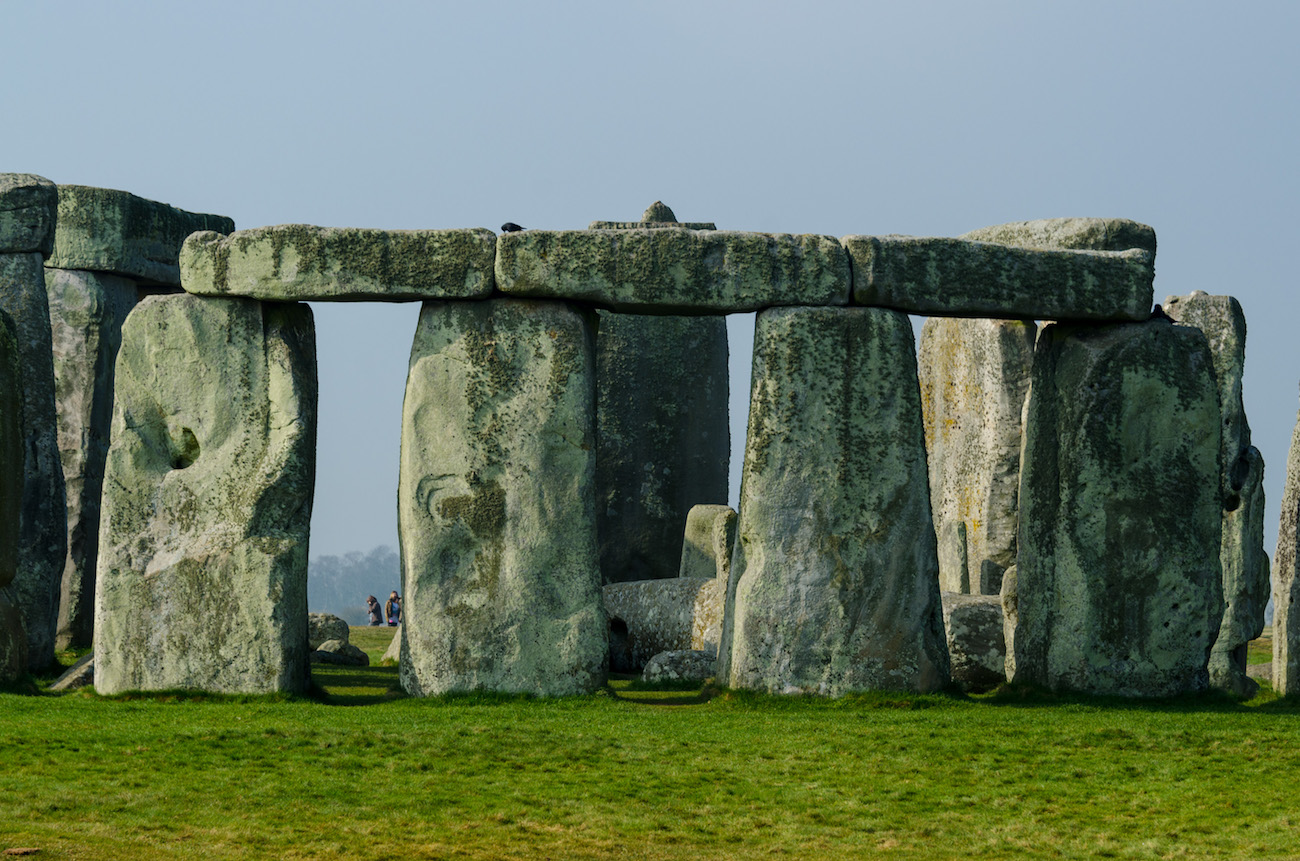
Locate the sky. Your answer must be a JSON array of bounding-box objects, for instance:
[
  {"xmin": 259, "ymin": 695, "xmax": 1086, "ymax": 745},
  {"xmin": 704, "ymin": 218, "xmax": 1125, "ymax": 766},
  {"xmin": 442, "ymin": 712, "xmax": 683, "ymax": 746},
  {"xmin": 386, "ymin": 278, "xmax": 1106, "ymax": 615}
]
[{"xmin": 3, "ymin": 2, "xmax": 1297, "ymax": 566}]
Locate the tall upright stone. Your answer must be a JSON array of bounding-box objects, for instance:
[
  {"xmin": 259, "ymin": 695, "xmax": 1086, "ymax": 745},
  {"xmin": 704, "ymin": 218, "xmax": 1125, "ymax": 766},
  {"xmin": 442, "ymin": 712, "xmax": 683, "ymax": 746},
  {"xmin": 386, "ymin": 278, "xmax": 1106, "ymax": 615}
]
[
  {"xmin": 1165, "ymin": 291, "xmax": 1268, "ymax": 696},
  {"xmin": 0, "ymin": 174, "xmax": 65, "ymax": 672},
  {"xmin": 1014, "ymin": 319, "xmax": 1222, "ymax": 696},
  {"xmin": 0, "ymin": 311, "xmax": 25, "ymax": 681},
  {"xmin": 1275, "ymin": 388, "xmax": 1300, "ymax": 695},
  {"xmin": 918, "ymin": 317, "xmax": 1034, "ymax": 594},
  {"xmin": 593, "ymin": 204, "xmax": 729, "ymax": 583},
  {"xmin": 398, "ymin": 298, "xmax": 605, "ymax": 696},
  {"xmin": 94, "ymin": 294, "xmax": 316, "ymax": 694},
  {"xmin": 727, "ymin": 306, "xmax": 949, "ymax": 695}
]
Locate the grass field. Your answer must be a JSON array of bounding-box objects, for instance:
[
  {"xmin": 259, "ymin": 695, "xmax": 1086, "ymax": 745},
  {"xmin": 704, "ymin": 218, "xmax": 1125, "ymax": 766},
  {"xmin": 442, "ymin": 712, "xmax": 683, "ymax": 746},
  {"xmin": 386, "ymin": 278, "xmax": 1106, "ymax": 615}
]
[{"xmin": 0, "ymin": 628, "xmax": 1296, "ymax": 860}]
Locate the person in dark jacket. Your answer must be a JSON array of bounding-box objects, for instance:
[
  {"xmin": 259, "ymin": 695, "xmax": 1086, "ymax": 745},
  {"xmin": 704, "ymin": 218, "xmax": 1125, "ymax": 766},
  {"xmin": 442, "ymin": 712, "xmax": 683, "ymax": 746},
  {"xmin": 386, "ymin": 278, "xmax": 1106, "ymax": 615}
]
[
  {"xmin": 366, "ymin": 595, "xmax": 383, "ymax": 626},
  {"xmin": 385, "ymin": 591, "xmax": 402, "ymax": 626}
]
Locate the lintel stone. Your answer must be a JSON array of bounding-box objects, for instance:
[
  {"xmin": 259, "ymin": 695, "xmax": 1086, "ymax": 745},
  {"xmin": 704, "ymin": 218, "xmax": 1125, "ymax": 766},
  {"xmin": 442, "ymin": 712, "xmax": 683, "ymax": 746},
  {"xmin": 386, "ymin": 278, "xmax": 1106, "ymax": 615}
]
[
  {"xmin": 0, "ymin": 174, "xmax": 58, "ymax": 256},
  {"xmin": 960, "ymin": 217, "xmax": 1156, "ymax": 257}
]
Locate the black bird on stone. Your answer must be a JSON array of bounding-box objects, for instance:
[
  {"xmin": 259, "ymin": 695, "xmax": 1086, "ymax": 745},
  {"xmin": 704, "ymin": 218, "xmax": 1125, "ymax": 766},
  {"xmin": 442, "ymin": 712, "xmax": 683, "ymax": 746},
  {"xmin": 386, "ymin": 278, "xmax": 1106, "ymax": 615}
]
[
  {"xmin": 1149, "ymin": 303, "xmax": 1174, "ymax": 322},
  {"xmin": 500, "ymin": 222, "xmax": 525, "ymax": 233}
]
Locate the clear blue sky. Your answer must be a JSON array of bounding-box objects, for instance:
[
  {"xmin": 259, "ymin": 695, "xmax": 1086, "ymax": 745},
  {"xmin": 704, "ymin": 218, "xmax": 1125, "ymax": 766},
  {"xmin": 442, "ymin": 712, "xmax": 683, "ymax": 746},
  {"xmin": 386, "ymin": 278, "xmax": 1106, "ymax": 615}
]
[{"xmin": 4, "ymin": 2, "xmax": 1296, "ymax": 563}]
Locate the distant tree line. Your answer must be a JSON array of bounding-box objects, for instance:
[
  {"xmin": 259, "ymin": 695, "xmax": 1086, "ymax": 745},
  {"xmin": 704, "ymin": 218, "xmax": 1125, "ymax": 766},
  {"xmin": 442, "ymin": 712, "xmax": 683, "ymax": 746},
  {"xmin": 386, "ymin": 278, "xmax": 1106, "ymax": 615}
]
[{"xmin": 308, "ymin": 545, "xmax": 401, "ymax": 625}]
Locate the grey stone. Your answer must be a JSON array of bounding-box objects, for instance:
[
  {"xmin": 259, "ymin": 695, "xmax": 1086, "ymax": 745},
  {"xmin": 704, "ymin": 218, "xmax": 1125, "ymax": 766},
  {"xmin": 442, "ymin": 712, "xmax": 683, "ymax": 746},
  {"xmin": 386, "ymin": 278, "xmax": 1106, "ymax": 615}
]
[
  {"xmin": 919, "ymin": 317, "xmax": 1035, "ymax": 594},
  {"xmin": 46, "ymin": 269, "xmax": 138, "ymax": 651},
  {"xmin": 678, "ymin": 505, "xmax": 737, "ymax": 581},
  {"xmin": 1013, "ymin": 319, "xmax": 1223, "ymax": 696},
  {"xmin": 181, "ymin": 225, "xmax": 497, "ymax": 301},
  {"xmin": 94, "ymin": 294, "xmax": 317, "ymax": 695},
  {"xmin": 0, "ymin": 253, "xmax": 67, "ymax": 672},
  {"xmin": 47, "ymin": 185, "xmax": 233, "ymax": 285},
  {"xmin": 308, "ymin": 612, "xmax": 350, "ymax": 650},
  {"xmin": 0, "ymin": 311, "xmax": 20, "ymax": 590},
  {"xmin": 398, "ymin": 298, "xmax": 605, "ymax": 696},
  {"xmin": 0, "ymin": 174, "xmax": 57, "ymax": 256},
  {"xmin": 941, "ymin": 592, "xmax": 1006, "ymax": 691},
  {"xmin": 588, "ymin": 200, "xmax": 716, "ymax": 230},
  {"xmin": 727, "ymin": 306, "xmax": 950, "ymax": 695},
  {"xmin": 382, "ymin": 625, "xmax": 402, "ymax": 664},
  {"xmin": 597, "ymin": 312, "xmax": 729, "ymax": 583},
  {"xmin": 960, "ymin": 217, "xmax": 1157, "ymax": 258},
  {"xmin": 311, "ymin": 639, "xmax": 368, "ymax": 666},
  {"xmin": 48, "ymin": 652, "xmax": 95, "ymax": 692},
  {"xmin": 496, "ymin": 230, "xmax": 851, "ymax": 314},
  {"xmin": 1000, "ymin": 566, "xmax": 1018, "ymax": 682},
  {"xmin": 642, "ymin": 649, "xmax": 715, "ymax": 684},
  {"xmin": 843, "ymin": 235, "xmax": 1153, "ymax": 321},
  {"xmin": 0, "ymin": 588, "xmax": 26, "ymax": 683},
  {"xmin": 1275, "ymin": 389, "xmax": 1300, "ymax": 695},
  {"xmin": 603, "ymin": 577, "xmax": 723, "ymax": 672}
]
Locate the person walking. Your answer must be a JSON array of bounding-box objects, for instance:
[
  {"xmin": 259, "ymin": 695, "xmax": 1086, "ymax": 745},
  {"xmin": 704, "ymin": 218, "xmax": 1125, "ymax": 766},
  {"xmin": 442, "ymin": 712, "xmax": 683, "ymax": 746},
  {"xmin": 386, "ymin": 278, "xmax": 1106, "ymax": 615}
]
[
  {"xmin": 385, "ymin": 591, "xmax": 402, "ymax": 627},
  {"xmin": 366, "ymin": 595, "xmax": 383, "ymax": 626}
]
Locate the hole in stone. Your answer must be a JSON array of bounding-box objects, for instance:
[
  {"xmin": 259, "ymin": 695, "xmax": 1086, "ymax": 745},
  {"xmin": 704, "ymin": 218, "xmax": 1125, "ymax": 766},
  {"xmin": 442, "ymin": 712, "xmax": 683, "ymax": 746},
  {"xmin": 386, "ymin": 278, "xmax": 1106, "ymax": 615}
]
[
  {"xmin": 171, "ymin": 427, "xmax": 200, "ymax": 469},
  {"xmin": 1224, "ymin": 494, "xmax": 1241, "ymax": 512},
  {"xmin": 609, "ymin": 617, "xmax": 635, "ymax": 674}
]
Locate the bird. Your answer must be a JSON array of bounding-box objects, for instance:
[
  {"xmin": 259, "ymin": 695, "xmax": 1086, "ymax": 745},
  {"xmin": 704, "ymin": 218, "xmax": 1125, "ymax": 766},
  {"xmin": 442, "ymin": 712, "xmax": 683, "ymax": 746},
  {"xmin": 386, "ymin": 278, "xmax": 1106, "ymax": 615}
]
[
  {"xmin": 1149, "ymin": 303, "xmax": 1174, "ymax": 322},
  {"xmin": 500, "ymin": 222, "xmax": 525, "ymax": 233}
]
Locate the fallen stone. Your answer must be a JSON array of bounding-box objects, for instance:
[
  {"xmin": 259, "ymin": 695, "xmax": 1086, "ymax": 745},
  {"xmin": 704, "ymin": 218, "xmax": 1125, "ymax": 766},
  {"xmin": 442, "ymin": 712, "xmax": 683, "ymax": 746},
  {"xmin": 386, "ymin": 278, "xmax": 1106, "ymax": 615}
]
[
  {"xmin": 180, "ymin": 224, "xmax": 497, "ymax": 301},
  {"xmin": 94, "ymin": 294, "xmax": 317, "ymax": 695},
  {"xmin": 496, "ymin": 229, "xmax": 850, "ymax": 314},
  {"xmin": 311, "ymin": 639, "xmax": 368, "ymax": 666},
  {"xmin": 919, "ymin": 317, "xmax": 1035, "ymax": 594},
  {"xmin": 0, "ymin": 588, "xmax": 27, "ymax": 683},
  {"xmin": 1275, "ymin": 388, "xmax": 1300, "ymax": 696},
  {"xmin": 1014, "ymin": 319, "xmax": 1223, "ymax": 696},
  {"xmin": 308, "ymin": 612, "xmax": 350, "ymax": 650},
  {"xmin": 844, "ymin": 235, "xmax": 1153, "ymax": 320},
  {"xmin": 727, "ymin": 306, "xmax": 949, "ymax": 695},
  {"xmin": 0, "ymin": 174, "xmax": 57, "ymax": 256},
  {"xmin": 46, "ymin": 185, "xmax": 233, "ymax": 285},
  {"xmin": 643, "ymin": 649, "xmax": 715, "ymax": 684},
  {"xmin": 0, "ymin": 311, "xmax": 20, "ymax": 590},
  {"xmin": 46, "ymin": 268, "xmax": 138, "ymax": 651},
  {"xmin": 0, "ymin": 253, "xmax": 67, "ymax": 673},
  {"xmin": 398, "ymin": 298, "xmax": 605, "ymax": 696},
  {"xmin": 678, "ymin": 504, "xmax": 737, "ymax": 581},
  {"xmin": 603, "ymin": 577, "xmax": 723, "ymax": 672},
  {"xmin": 960, "ymin": 217, "xmax": 1157, "ymax": 257},
  {"xmin": 48, "ymin": 652, "xmax": 94, "ymax": 692},
  {"xmin": 941, "ymin": 593, "xmax": 1006, "ymax": 691}
]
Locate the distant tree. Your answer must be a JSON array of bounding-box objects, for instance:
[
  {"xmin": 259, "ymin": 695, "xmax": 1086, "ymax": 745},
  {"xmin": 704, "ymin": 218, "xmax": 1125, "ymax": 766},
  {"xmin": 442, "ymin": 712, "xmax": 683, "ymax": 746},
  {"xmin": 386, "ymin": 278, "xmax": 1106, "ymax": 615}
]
[{"xmin": 307, "ymin": 545, "xmax": 401, "ymax": 624}]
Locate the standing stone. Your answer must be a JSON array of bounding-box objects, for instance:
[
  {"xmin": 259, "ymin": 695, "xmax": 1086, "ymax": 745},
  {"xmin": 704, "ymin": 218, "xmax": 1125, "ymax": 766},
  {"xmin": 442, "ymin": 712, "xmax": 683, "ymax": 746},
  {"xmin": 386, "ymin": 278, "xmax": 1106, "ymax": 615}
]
[
  {"xmin": 678, "ymin": 504, "xmax": 737, "ymax": 581},
  {"xmin": 95, "ymin": 294, "xmax": 317, "ymax": 694},
  {"xmin": 1014, "ymin": 319, "xmax": 1223, "ymax": 696},
  {"xmin": 1275, "ymin": 389, "xmax": 1300, "ymax": 695},
  {"xmin": 46, "ymin": 269, "xmax": 138, "ymax": 650},
  {"xmin": 0, "ymin": 311, "xmax": 24, "ymax": 682},
  {"xmin": 398, "ymin": 298, "xmax": 605, "ymax": 696},
  {"xmin": 941, "ymin": 592, "xmax": 1006, "ymax": 691},
  {"xmin": 918, "ymin": 317, "xmax": 1035, "ymax": 594},
  {"xmin": 0, "ymin": 252, "xmax": 67, "ymax": 672},
  {"xmin": 727, "ymin": 306, "xmax": 949, "ymax": 695}
]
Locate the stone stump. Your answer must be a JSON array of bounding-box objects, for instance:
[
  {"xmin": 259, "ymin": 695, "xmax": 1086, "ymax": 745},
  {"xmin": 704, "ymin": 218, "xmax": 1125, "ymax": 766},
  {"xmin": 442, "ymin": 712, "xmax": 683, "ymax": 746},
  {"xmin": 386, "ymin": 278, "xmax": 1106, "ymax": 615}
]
[
  {"xmin": 726, "ymin": 306, "xmax": 949, "ymax": 695},
  {"xmin": 398, "ymin": 298, "xmax": 605, "ymax": 696},
  {"xmin": 1013, "ymin": 319, "xmax": 1223, "ymax": 696},
  {"xmin": 94, "ymin": 294, "xmax": 316, "ymax": 694},
  {"xmin": 1275, "ymin": 388, "xmax": 1300, "ymax": 695},
  {"xmin": 678, "ymin": 504, "xmax": 737, "ymax": 581},
  {"xmin": 941, "ymin": 592, "xmax": 1006, "ymax": 691}
]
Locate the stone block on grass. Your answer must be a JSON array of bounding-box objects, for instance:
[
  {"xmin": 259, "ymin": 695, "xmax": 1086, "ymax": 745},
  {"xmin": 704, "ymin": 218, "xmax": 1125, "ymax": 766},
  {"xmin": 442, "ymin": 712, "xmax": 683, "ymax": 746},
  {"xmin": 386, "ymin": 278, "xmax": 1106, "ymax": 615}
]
[
  {"xmin": 604, "ymin": 577, "xmax": 723, "ymax": 672},
  {"xmin": 941, "ymin": 592, "xmax": 1006, "ymax": 691}
]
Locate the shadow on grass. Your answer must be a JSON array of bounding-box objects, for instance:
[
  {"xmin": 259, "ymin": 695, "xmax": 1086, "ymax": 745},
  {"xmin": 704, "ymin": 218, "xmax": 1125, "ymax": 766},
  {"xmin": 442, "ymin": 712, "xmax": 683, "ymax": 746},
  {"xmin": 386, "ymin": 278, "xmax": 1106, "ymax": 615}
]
[{"xmin": 309, "ymin": 663, "xmax": 405, "ymax": 706}]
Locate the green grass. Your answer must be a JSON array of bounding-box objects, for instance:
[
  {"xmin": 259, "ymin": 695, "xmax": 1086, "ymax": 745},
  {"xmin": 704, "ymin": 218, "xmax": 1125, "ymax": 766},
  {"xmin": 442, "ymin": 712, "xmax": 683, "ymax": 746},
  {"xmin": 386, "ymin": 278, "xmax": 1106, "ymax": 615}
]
[{"xmin": 1, "ymin": 638, "xmax": 1296, "ymax": 860}]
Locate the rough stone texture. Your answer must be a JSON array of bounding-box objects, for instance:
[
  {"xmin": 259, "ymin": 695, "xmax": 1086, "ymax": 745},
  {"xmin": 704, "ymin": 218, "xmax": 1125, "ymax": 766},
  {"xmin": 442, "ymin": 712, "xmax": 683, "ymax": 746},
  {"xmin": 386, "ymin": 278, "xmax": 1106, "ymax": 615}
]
[
  {"xmin": 308, "ymin": 612, "xmax": 350, "ymax": 650},
  {"xmin": 678, "ymin": 505, "xmax": 737, "ymax": 581},
  {"xmin": 311, "ymin": 639, "xmax": 368, "ymax": 666},
  {"xmin": 1000, "ymin": 566, "xmax": 1018, "ymax": 682},
  {"xmin": 382, "ymin": 625, "xmax": 402, "ymax": 664},
  {"xmin": 94, "ymin": 294, "xmax": 317, "ymax": 695},
  {"xmin": 48, "ymin": 652, "xmax": 95, "ymax": 692},
  {"xmin": 1013, "ymin": 319, "xmax": 1223, "ymax": 696},
  {"xmin": 181, "ymin": 225, "xmax": 497, "ymax": 301},
  {"xmin": 643, "ymin": 649, "xmax": 715, "ymax": 684},
  {"xmin": 398, "ymin": 298, "xmax": 605, "ymax": 696},
  {"xmin": 844, "ymin": 235, "xmax": 1153, "ymax": 321},
  {"xmin": 0, "ymin": 311, "xmax": 21, "ymax": 589},
  {"xmin": 0, "ymin": 589, "xmax": 27, "ymax": 682},
  {"xmin": 960, "ymin": 217, "xmax": 1157, "ymax": 258},
  {"xmin": 496, "ymin": 230, "xmax": 851, "ymax": 314},
  {"xmin": 1275, "ymin": 390, "xmax": 1300, "ymax": 695},
  {"xmin": 941, "ymin": 592, "xmax": 1006, "ymax": 691},
  {"xmin": 1164, "ymin": 291, "xmax": 1269, "ymax": 696},
  {"xmin": 603, "ymin": 577, "xmax": 723, "ymax": 671},
  {"xmin": 597, "ymin": 311, "xmax": 729, "ymax": 583},
  {"xmin": 0, "ymin": 253, "xmax": 67, "ymax": 672},
  {"xmin": 918, "ymin": 317, "xmax": 1035, "ymax": 594},
  {"xmin": 46, "ymin": 268, "xmax": 139, "ymax": 650},
  {"xmin": 0, "ymin": 174, "xmax": 57, "ymax": 256},
  {"xmin": 727, "ymin": 306, "xmax": 950, "ymax": 695}
]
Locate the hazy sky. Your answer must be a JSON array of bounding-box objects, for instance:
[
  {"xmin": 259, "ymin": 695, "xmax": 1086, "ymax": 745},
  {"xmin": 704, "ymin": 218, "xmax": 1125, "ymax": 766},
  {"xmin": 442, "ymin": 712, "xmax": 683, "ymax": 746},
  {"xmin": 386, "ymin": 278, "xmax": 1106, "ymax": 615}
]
[{"xmin": 4, "ymin": 2, "xmax": 1296, "ymax": 561}]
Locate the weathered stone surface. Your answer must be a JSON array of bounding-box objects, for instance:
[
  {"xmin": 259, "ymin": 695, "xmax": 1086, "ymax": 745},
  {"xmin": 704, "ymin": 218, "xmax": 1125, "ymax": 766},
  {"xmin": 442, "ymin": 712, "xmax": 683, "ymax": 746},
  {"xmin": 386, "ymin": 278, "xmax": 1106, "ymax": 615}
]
[
  {"xmin": 47, "ymin": 185, "xmax": 233, "ymax": 285},
  {"xmin": 48, "ymin": 652, "xmax": 94, "ymax": 692},
  {"xmin": 941, "ymin": 593, "xmax": 1006, "ymax": 691},
  {"xmin": 1000, "ymin": 566, "xmax": 1018, "ymax": 682},
  {"xmin": 382, "ymin": 625, "xmax": 402, "ymax": 664},
  {"xmin": 398, "ymin": 298, "xmax": 604, "ymax": 696},
  {"xmin": 496, "ymin": 230, "xmax": 850, "ymax": 314},
  {"xmin": 308, "ymin": 612, "xmax": 349, "ymax": 650},
  {"xmin": 603, "ymin": 577, "xmax": 723, "ymax": 671},
  {"xmin": 1165, "ymin": 291, "xmax": 1268, "ymax": 697},
  {"xmin": 597, "ymin": 312, "xmax": 729, "ymax": 583},
  {"xmin": 589, "ymin": 200, "xmax": 717, "ymax": 231},
  {"xmin": 0, "ymin": 253, "xmax": 67, "ymax": 672},
  {"xmin": 311, "ymin": 639, "xmax": 368, "ymax": 666},
  {"xmin": 1013, "ymin": 319, "xmax": 1223, "ymax": 696},
  {"xmin": 728, "ymin": 306, "xmax": 949, "ymax": 695},
  {"xmin": 0, "ymin": 174, "xmax": 57, "ymax": 256},
  {"xmin": 181, "ymin": 225, "xmax": 497, "ymax": 301},
  {"xmin": 94, "ymin": 294, "xmax": 317, "ymax": 695},
  {"xmin": 0, "ymin": 589, "xmax": 27, "ymax": 682},
  {"xmin": 678, "ymin": 505, "xmax": 737, "ymax": 581},
  {"xmin": 46, "ymin": 268, "xmax": 138, "ymax": 650},
  {"xmin": 643, "ymin": 649, "xmax": 715, "ymax": 684},
  {"xmin": 919, "ymin": 317, "xmax": 1035, "ymax": 594},
  {"xmin": 1275, "ymin": 389, "xmax": 1300, "ymax": 695},
  {"xmin": 0, "ymin": 311, "xmax": 21, "ymax": 590},
  {"xmin": 960, "ymin": 217, "xmax": 1157, "ymax": 258},
  {"xmin": 844, "ymin": 235, "xmax": 1153, "ymax": 320}
]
